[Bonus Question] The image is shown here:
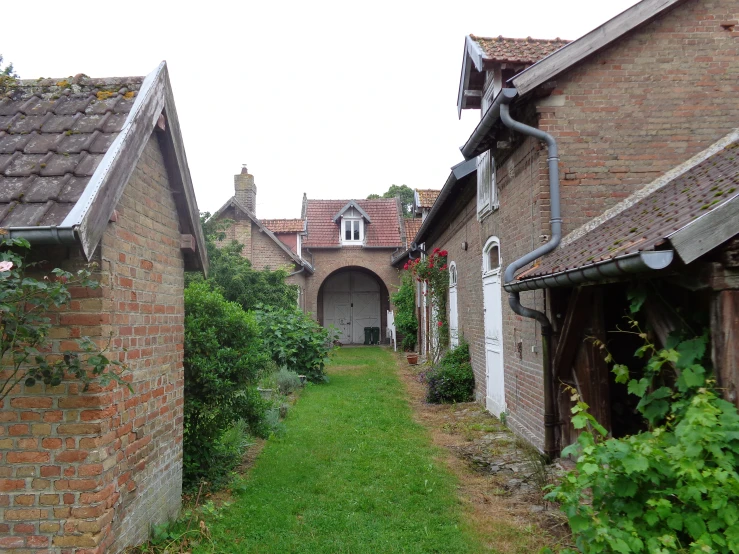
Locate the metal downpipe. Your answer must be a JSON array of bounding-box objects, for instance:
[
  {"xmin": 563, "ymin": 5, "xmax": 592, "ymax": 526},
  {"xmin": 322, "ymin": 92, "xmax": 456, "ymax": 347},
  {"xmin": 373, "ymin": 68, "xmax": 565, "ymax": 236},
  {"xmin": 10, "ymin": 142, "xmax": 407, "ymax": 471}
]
[{"xmin": 499, "ymin": 96, "xmax": 561, "ymax": 459}]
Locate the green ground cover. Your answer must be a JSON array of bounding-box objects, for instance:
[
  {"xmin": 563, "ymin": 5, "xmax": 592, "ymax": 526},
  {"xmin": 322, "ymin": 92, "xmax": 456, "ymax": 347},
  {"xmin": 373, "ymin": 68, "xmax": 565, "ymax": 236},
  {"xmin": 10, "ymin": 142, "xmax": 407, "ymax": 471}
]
[{"xmin": 197, "ymin": 346, "xmax": 482, "ymax": 553}]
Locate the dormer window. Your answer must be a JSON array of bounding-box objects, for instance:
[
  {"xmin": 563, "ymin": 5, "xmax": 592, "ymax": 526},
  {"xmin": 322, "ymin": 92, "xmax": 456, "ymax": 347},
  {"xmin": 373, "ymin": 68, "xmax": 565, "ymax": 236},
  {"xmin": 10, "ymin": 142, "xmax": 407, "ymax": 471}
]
[
  {"xmin": 333, "ymin": 200, "xmax": 371, "ymax": 246},
  {"xmin": 343, "ymin": 218, "xmax": 363, "ymax": 243}
]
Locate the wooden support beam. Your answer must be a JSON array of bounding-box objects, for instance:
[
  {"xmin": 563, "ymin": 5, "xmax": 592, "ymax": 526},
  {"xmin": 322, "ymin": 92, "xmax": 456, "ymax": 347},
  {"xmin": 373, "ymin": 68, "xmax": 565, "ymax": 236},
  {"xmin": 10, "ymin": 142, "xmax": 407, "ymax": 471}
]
[
  {"xmin": 711, "ymin": 290, "xmax": 739, "ymax": 409},
  {"xmin": 180, "ymin": 234, "xmax": 196, "ymax": 252},
  {"xmin": 552, "ymin": 286, "xmax": 593, "ymax": 383}
]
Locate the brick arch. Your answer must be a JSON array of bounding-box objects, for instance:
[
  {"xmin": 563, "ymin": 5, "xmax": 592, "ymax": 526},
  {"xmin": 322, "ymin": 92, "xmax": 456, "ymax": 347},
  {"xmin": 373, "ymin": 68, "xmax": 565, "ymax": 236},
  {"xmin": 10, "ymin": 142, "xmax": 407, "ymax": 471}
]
[{"xmin": 316, "ymin": 266, "xmax": 391, "ymax": 342}]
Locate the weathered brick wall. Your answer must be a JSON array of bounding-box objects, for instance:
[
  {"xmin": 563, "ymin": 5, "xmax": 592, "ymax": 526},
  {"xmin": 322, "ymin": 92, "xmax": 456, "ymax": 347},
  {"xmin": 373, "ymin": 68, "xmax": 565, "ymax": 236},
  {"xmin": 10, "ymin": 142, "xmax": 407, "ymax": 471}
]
[
  {"xmin": 249, "ymin": 224, "xmax": 298, "ymax": 273},
  {"xmin": 544, "ymin": 0, "xmax": 739, "ymax": 236},
  {"xmin": 0, "ymin": 133, "xmax": 186, "ymax": 553}
]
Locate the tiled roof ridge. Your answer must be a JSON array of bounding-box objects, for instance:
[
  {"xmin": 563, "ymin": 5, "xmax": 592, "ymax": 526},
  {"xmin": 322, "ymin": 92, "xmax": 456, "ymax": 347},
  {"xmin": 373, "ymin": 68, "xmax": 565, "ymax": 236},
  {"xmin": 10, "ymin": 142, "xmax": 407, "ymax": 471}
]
[
  {"xmin": 560, "ymin": 128, "xmax": 739, "ymax": 248},
  {"xmin": 470, "ymin": 34, "xmax": 569, "ymax": 44},
  {"xmin": 307, "ymin": 197, "xmax": 396, "ymax": 202},
  {"xmin": 1, "ymin": 76, "xmax": 144, "ymax": 97}
]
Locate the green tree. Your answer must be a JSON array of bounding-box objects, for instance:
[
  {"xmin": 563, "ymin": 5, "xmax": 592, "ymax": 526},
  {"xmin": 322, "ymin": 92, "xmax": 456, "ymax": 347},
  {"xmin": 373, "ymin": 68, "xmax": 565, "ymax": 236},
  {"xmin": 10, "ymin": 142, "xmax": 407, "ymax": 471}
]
[
  {"xmin": 367, "ymin": 184, "xmax": 415, "ymax": 217},
  {"xmin": 188, "ymin": 213, "xmax": 299, "ymax": 312},
  {"xmin": 0, "ymin": 54, "xmax": 18, "ymax": 78}
]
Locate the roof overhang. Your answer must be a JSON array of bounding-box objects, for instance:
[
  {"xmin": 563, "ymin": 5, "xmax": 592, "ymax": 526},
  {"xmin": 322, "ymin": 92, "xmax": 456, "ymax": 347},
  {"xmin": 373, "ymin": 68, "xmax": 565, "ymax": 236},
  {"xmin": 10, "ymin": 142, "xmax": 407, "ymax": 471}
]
[
  {"xmin": 504, "ymin": 250, "xmax": 675, "ymax": 292},
  {"xmin": 669, "ymin": 194, "xmax": 739, "ymax": 265},
  {"xmin": 415, "ymin": 158, "xmax": 477, "ymax": 245},
  {"xmin": 457, "ymin": 36, "xmax": 488, "ymax": 118},
  {"xmin": 12, "ymin": 62, "xmax": 209, "ymax": 274}
]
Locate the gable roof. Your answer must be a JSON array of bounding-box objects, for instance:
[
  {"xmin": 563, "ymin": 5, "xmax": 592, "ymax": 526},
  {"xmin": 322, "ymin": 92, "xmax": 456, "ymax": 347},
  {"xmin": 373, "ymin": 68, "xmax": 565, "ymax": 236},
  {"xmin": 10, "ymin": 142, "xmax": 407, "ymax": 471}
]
[
  {"xmin": 211, "ymin": 197, "xmax": 313, "ymax": 273},
  {"xmin": 507, "ymin": 129, "xmax": 739, "ymax": 291},
  {"xmin": 414, "ymin": 189, "xmax": 441, "ymax": 210},
  {"xmin": 457, "ymin": 34, "xmax": 570, "ymax": 116},
  {"xmin": 332, "ymin": 200, "xmax": 372, "ymax": 223},
  {"xmin": 262, "ymin": 218, "xmax": 305, "ymax": 233},
  {"xmin": 304, "ymin": 198, "xmax": 403, "ymax": 248},
  {"xmin": 0, "ymin": 62, "xmax": 208, "ymax": 272},
  {"xmin": 511, "ymin": 0, "xmax": 687, "ymax": 95}
]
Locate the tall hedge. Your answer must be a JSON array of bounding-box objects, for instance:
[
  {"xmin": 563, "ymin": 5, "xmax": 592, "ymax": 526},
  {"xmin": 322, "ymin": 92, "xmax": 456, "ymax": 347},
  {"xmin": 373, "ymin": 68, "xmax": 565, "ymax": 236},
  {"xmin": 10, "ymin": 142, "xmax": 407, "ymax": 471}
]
[{"xmin": 183, "ymin": 282, "xmax": 267, "ymax": 486}]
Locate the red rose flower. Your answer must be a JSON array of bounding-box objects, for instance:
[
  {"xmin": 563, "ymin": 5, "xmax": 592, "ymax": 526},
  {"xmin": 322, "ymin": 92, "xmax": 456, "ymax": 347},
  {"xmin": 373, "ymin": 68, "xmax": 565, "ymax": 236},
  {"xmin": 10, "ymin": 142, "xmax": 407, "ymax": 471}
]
[
  {"xmin": 437, "ymin": 321, "xmax": 443, "ymax": 327},
  {"xmin": 440, "ymin": 250, "xmax": 448, "ymax": 257}
]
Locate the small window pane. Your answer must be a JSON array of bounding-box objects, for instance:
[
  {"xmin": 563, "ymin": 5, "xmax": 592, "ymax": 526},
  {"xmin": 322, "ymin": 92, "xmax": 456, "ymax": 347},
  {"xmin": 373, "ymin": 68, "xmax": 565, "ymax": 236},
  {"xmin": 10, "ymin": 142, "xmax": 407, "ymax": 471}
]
[
  {"xmin": 345, "ymin": 220, "xmax": 352, "ymax": 240},
  {"xmin": 488, "ymin": 245, "xmax": 500, "ymax": 270},
  {"xmin": 353, "ymin": 221, "xmax": 360, "ymax": 240}
]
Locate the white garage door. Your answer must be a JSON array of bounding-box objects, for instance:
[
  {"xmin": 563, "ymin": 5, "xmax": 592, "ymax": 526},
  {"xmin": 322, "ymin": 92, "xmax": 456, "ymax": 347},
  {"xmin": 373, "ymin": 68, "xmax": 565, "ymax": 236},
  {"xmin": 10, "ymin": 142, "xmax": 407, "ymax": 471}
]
[{"xmin": 323, "ymin": 271, "xmax": 381, "ymax": 344}]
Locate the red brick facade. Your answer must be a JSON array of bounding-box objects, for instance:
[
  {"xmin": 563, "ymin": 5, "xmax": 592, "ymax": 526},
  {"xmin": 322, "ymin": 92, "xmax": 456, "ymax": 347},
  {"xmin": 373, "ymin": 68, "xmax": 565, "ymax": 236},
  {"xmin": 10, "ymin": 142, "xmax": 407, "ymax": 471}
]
[
  {"xmin": 0, "ymin": 134, "xmax": 186, "ymax": 552},
  {"xmin": 423, "ymin": 0, "xmax": 739, "ymax": 451}
]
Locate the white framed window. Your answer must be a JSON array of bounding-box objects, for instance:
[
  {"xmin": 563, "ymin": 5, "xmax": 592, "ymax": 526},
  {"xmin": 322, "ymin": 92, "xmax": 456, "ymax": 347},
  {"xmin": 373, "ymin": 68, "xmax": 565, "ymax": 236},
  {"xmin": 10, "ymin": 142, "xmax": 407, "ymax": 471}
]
[
  {"xmin": 449, "ymin": 262, "xmax": 458, "ymax": 287},
  {"xmin": 341, "ymin": 218, "xmax": 364, "ymax": 244},
  {"xmin": 483, "ymin": 236, "xmax": 501, "ymax": 275},
  {"xmin": 477, "ymin": 150, "xmax": 497, "ymax": 219}
]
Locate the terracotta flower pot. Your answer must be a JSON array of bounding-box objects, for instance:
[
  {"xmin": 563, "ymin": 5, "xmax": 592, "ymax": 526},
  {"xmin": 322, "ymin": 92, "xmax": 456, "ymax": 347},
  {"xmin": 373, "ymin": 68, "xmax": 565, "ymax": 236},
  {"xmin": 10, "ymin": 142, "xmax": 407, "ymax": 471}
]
[{"xmin": 406, "ymin": 353, "xmax": 419, "ymax": 365}]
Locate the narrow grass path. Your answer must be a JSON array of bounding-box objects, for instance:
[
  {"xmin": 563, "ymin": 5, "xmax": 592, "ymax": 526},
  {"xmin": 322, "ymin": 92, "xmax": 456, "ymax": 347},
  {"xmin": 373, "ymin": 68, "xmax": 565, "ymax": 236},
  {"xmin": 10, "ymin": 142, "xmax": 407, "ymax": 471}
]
[{"xmin": 200, "ymin": 347, "xmax": 482, "ymax": 553}]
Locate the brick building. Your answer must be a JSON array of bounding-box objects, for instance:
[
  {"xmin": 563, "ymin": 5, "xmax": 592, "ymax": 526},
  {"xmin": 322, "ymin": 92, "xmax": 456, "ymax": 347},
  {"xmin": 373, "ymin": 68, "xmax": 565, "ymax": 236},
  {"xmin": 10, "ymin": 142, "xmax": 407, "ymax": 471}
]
[
  {"xmin": 406, "ymin": 0, "xmax": 739, "ymax": 454},
  {"xmin": 215, "ymin": 173, "xmax": 410, "ymax": 343},
  {"xmin": 211, "ymin": 168, "xmax": 313, "ymax": 310},
  {"xmin": 0, "ymin": 63, "xmax": 207, "ymax": 552}
]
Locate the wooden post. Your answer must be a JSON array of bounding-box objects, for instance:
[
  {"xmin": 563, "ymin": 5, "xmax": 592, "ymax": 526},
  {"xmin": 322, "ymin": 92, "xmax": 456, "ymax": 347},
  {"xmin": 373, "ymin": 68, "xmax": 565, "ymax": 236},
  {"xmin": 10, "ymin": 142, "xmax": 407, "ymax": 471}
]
[{"xmin": 711, "ymin": 290, "xmax": 739, "ymax": 409}]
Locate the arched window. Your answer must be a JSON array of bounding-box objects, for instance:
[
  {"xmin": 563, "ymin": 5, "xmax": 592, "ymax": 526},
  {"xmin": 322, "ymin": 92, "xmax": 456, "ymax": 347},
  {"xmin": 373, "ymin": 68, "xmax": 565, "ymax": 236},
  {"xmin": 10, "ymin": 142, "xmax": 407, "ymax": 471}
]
[
  {"xmin": 449, "ymin": 261, "xmax": 458, "ymax": 287},
  {"xmin": 483, "ymin": 237, "xmax": 501, "ymax": 275}
]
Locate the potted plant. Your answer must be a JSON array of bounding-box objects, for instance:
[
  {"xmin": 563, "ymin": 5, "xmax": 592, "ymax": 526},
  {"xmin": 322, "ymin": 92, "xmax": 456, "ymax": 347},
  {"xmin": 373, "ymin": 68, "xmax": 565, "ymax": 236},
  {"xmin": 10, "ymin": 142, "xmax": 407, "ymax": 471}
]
[{"xmin": 406, "ymin": 352, "xmax": 419, "ymax": 365}]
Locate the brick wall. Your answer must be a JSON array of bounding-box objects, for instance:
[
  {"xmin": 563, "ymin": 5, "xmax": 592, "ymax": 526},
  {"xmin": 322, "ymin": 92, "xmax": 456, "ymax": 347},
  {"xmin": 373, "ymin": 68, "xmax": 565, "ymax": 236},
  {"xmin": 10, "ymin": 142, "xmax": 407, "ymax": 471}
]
[
  {"xmin": 543, "ymin": 0, "xmax": 739, "ymax": 236},
  {"xmin": 0, "ymin": 133, "xmax": 186, "ymax": 553}
]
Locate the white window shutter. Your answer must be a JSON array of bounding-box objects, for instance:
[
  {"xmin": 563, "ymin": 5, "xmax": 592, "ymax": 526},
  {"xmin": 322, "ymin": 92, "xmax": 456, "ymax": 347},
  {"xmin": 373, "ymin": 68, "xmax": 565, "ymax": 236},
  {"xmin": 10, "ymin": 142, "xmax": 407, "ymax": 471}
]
[{"xmin": 477, "ymin": 150, "xmax": 491, "ymax": 217}]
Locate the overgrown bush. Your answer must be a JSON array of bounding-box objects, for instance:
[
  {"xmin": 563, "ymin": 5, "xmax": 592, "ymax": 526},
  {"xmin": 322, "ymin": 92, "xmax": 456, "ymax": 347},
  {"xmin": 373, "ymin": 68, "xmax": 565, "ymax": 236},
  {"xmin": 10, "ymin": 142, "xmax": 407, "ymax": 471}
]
[
  {"xmin": 0, "ymin": 236, "xmax": 127, "ymax": 400},
  {"xmin": 276, "ymin": 367, "xmax": 302, "ymax": 395},
  {"xmin": 255, "ymin": 306, "xmax": 334, "ymax": 383},
  {"xmin": 183, "ymin": 282, "xmax": 269, "ymax": 489},
  {"xmin": 545, "ymin": 317, "xmax": 739, "ymax": 553},
  {"xmin": 391, "ymin": 271, "xmax": 417, "ymax": 351},
  {"xmin": 426, "ymin": 340, "xmax": 474, "ymax": 403}
]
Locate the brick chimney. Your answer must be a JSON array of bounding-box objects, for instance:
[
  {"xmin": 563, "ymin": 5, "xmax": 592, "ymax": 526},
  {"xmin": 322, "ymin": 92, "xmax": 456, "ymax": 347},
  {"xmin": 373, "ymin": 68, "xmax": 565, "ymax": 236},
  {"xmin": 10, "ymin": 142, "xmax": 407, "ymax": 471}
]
[{"xmin": 234, "ymin": 164, "xmax": 256, "ymax": 214}]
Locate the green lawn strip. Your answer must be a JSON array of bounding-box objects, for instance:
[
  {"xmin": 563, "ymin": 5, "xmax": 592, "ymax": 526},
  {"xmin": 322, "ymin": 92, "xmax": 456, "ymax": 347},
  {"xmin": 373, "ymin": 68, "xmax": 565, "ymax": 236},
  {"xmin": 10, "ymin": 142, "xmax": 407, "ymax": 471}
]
[{"xmin": 198, "ymin": 347, "xmax": 482, "ymax": 554}]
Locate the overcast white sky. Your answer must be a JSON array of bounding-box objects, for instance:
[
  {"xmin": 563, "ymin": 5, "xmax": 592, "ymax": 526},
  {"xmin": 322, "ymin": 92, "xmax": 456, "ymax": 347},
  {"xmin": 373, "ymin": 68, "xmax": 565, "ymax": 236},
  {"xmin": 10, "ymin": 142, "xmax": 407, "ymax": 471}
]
[{"xmin": 4, "ymin": 0, "xmax": 639, "ymax": 219}]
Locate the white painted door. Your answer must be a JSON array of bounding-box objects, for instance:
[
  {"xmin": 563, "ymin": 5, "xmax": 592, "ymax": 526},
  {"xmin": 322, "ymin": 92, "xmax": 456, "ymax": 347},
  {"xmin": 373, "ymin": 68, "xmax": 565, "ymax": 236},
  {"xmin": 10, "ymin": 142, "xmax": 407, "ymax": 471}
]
[
  {"xmin": 483, "ymin": 238, "xmax": 505, "ymax": 417},
  {"xmin": 334, "ymin": 303, "xmax": 352, "ymax": 344},
  {"xmin": 352, "ymin": 291, "xmax": 380, "ymax": 343},
  {"xmin": 449, "ymin": 262, "xmax": 459, "ymax": 348}
]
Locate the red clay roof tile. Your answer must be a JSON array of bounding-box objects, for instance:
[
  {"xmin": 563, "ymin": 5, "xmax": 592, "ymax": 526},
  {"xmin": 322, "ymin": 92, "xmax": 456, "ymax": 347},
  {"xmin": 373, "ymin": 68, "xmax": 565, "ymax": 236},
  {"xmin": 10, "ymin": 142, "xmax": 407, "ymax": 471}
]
[
  {"xmin": 415, "ymin": 189, "xmax": 440, "ymax": 209},
  {"xmin": 304, "ymin": 198, "xmax": 402, "ymax": 248},
  {"xmin": 262, "ymin": 218, "xmax": 305, "ymax": 233},
  {"xmin": 470, "ymin": 35, "xmax": 570, "ymax": 64}
]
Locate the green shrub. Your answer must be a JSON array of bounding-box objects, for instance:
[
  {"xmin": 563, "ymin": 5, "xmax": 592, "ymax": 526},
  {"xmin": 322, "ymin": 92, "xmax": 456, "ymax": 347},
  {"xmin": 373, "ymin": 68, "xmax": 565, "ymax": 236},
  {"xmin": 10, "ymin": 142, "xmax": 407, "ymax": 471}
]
[
  {"xmin": 391, "ymin": 271, "xmax": 417, "ymax": 351},
  {"xmin": 426, "ymin": 341, "xmax": 474, "ymax": 404},
  {"xmin": 276, "ymin": 367, "xmax": 302, "ymax": 395},
  {"xmin": 183, "ymin": 282, "xmax": 268, "ymax": 489},
  {"xmin": 545, "ymin": 323, "xmax": 739, "ymax": 554},
  {"xmin": 254, "ymin": 306, "xmax": 335, "ymax": 383}
]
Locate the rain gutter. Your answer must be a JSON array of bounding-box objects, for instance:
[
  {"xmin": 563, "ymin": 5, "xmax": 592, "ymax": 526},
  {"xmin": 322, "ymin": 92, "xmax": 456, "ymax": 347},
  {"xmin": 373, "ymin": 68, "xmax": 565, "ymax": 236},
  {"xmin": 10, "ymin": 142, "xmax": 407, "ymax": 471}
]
[
  {"xmin": 8, "ymin": 226, "xmax": 79, "ymax": 245},
  {"xmin": 504, "ymin": 250, "xmax": 675, "ymax": 293}
]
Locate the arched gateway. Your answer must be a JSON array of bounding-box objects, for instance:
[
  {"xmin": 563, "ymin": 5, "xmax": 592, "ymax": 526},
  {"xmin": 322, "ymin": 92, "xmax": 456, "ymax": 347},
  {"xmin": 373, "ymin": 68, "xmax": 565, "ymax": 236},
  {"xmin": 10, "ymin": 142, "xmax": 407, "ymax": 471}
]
[{"xmin": 318, "ymin": 267, "xmax": 390, "ymax": 344}]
